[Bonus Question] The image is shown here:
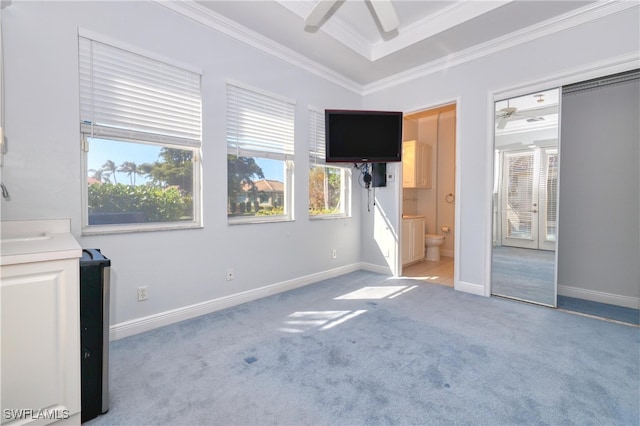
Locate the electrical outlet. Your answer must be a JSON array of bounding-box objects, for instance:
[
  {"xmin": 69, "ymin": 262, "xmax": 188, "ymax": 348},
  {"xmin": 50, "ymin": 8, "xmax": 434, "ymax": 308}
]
[
  {"xmin": 226, "ymin": 268, "xmax": 234, "ymax": 281},
  {"xmin": 331, "ymin": 249, "xmax": 337, "ymax": 259},
  {"xmin": 137, "ymin": 286, "xmax": 148, "ymax": 301}
]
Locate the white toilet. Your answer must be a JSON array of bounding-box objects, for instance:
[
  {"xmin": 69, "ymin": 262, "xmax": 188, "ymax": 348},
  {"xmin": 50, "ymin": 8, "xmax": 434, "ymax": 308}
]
[{"xmin": 425, "ymin": 233, "xmax": 445, "ymax": 261}]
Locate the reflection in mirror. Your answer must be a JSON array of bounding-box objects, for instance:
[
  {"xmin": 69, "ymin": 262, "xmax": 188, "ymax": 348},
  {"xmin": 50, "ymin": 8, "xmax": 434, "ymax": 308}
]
[{"xmin": 491, "ymin": 88, "xmax": 560, "ymax": 307}]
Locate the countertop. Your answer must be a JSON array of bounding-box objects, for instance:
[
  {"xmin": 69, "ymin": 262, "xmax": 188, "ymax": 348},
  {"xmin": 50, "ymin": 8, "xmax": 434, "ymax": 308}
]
[{"xmin": 1, "ymin": 219, "xmax": 82, "ymax": 266}]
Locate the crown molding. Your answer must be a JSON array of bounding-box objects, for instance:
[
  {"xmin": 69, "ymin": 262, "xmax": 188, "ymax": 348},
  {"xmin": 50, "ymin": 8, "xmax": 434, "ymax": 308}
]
[
  {"xmin": 363, "ymin": 1, "xmax": 639, "ymax": 95},
  {"xmin": 153, "ymin": 1, "xmax": 637, "ymax": 97},
  {"xmin": 370, "ymin": 0, "xmax": 512, "ymax": 61},
  {"xmin": 492, "ymin": 51, "xmax": 640, "ymax": 102},
  {"xmin": 152, "ymin": 0, "xmax": 363, "ymax": 94}
]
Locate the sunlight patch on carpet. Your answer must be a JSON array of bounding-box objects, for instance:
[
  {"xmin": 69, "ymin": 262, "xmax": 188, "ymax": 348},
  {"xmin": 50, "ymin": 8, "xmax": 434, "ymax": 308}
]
[
  {"xmin": 334, "ymin": 285, "xmax": 415, "ymax": 300},
  {"xmin": 280, "ymin": 310, "xmax": 367, "ymax": 333}
]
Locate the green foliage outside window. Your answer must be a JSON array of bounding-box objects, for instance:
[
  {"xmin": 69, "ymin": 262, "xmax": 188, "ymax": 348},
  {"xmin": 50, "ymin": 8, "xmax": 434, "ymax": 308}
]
[
  {"xmin": 255, "ymin": 206, "xmax": 285, "ymax": 216},
  {"xmin": 87, "ymin": 146, "xmax": 194, "ymax": 224},
  {"xmin": 88, "ymin": 183, "xmax": 192, "ymax": 223},
  {"xmin": 309, "ymin": 166, "xmax": 342, "ymax": 215},
  {"xmin": 227, "ymin": 155, "xmax": 264, "ymax": 216}
]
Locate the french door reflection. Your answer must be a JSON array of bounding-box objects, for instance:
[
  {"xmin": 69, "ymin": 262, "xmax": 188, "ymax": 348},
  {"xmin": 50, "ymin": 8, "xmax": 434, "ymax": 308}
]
[{"xmin": 501, "ymin": 147, "xmax": 557, "ymax": 251}]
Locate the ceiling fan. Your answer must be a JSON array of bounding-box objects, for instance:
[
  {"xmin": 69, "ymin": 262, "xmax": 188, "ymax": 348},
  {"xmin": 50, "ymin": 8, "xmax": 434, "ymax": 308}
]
[
  {"xmin": 305, "ymin": 0, "xmax": 400, "ymax": 33},
  {"xmin": 495, "ymin": 106, "xmax": 518, "ymax": 130},
  {"xmin": 495, "ymin": 104, "xmax": 555, "ymax": 130}
]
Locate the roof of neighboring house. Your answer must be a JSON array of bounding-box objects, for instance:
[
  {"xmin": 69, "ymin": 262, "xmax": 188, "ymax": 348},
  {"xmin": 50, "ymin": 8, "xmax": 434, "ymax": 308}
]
[
  {"xmin": 243, "ymin": 179, "xmax": 284, "ymax": 193},
  {"xmin": 88, "ymin": 177, "xmax": 102, "ymax": 185}
]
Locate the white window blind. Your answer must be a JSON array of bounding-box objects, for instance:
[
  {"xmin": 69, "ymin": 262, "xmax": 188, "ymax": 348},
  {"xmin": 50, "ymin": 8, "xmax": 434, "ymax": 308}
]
[
  {"xmin": 505, "ymin": 151, "xmax": 534, "ymax": 238},
  {"xmin": 226, "ymin": 82, "xmax": 295, "ymax": 160},
  {"xmin": 79, "ymin": 36, "xmax": 201, "ymax": 147},
  {"xmin": 541, "ymin": 149, "xmax": 558, "ymax": 241},
  {"xmin": 309, "ymin": 107, "xmax": 326, "ymax": 165}
]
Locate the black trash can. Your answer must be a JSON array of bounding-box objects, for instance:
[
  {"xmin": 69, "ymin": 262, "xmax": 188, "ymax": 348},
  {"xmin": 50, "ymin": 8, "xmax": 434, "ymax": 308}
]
[{"xmin": 80, "ymin": 249, "xmax": 111, "ymax": 423}]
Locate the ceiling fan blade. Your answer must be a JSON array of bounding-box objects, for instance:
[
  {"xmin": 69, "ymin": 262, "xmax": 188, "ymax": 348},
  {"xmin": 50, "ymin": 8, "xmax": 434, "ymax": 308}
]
[
  {"xmin": 516, "ymin": 104, "xmax": 559, "ymax": 118},
  {"xmin": 305, "ymin": 0, "xmax": 340, "ymax": 28},
  {"xmin": 497, "ymin": 116, "xmax": 508, "ymax": 130},
  {"xmin": 498, "ymin": 106, "xmax": 518, "ymax": 116},
  {"xmin": 369, "ymin": 0, "xmax": 399, "ymax": 32}
]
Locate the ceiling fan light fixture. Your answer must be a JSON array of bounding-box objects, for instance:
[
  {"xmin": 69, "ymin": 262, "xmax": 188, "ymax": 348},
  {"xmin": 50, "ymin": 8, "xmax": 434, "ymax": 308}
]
[
  {"xmin": 369, "ymin": 0, "xmax": 399, "ymax": 33},
  {"xmin": 305, "ymin": 0, "xmax": 399, "ymax": 34},
  {"xmin": 304, "ymin": 0, "xmax": 340, "ymax": 29}
]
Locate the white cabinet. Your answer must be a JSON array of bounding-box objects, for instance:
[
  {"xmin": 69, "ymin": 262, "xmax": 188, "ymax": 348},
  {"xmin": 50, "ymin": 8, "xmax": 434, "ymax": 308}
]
[
  {"xmin": 1, "ymin": 220, "xmax": 81, "ymax": 425},
  {"xmin": 402, "ymin": 140, "xmax": 432, "ymax": 189},
  {"xmin": 402, "ymin": 217, "xmax": 425, "ymax": 266}
]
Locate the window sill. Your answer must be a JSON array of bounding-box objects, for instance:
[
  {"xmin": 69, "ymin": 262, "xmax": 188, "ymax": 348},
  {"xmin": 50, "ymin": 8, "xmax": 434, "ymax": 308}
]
[
  {"xmin": 228, "ymin": 216, "xmax": 293, "ymax": 226},
  {"xmin": 82, "ymin": 221, "xmax": 203, "ymax": 236},
  {"xmin": 309, "ymin": 215, "xmax": 350, "ymax": 220}
]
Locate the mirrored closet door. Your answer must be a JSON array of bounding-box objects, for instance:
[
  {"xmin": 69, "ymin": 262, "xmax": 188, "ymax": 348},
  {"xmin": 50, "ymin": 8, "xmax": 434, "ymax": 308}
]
[{"xmin": 491, "ymin": 88, "xmax": 560, "ymax": 307}]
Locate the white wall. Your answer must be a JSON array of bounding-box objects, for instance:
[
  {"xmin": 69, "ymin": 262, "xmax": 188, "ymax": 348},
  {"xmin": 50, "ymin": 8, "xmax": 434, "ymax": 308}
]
[
  {"xmin": 1, "ymin": 1, "xmax": 365, "ymax": 336},
  {"xmin": 358, "ymin": 161, "xmax": 402, "ymax": 276},
  {"xmin": 362, "ymin": 6, "xmax": 640, "ymax": 296}
]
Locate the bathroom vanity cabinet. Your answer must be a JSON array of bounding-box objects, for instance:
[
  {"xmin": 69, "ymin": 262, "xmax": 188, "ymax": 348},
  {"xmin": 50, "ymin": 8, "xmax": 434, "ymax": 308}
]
[
  {"xmin": 402, "ymin": 217, "xmax": 425, "ymax": 266},
  {"xmin": 1, "ymin": 219, "xmax": 82, "ymax": 425},
  {"xmin": 402, "ymin": 140, "xmax": 432, "ymax": 189}
]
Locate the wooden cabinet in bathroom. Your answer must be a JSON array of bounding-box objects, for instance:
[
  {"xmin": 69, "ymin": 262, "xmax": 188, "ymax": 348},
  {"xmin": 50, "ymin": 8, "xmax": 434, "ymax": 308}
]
[
  {"xmin": 402, "ymin": 217, "xmax": 425, "ymax": 266},
  {"xmin": 402, "ymin": 140, "xmax": 432, "ymax": 189}
]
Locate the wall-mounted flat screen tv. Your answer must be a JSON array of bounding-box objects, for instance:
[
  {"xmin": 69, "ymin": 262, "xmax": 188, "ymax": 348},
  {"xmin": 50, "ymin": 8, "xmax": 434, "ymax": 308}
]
[{"xmin": 325, "ymin": 109, "xmax": 403, "ymax": 163}]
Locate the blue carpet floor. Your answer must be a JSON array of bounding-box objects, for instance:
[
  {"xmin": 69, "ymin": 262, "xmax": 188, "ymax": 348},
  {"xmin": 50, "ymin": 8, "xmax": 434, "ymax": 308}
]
[
  {"xmin": 86, "ymin": 271, "xmax": 639, "ymax": 425},
  {"xmin": 558, "ymin": 295, "xmax": 640, "ymax": 326}
]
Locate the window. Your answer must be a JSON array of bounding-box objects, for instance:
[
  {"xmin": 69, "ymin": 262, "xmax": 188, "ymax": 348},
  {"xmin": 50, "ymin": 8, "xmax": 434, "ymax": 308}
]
[
  {"xmin": 226, "ymin": 81, "xmax": 295, "ymax": 223},
  {"xmin": 79, "ymin": 33, "xmax": 202, "ymax": 233},
  {"xmin": 308, "ymin": 107, "xmax": 350, "ymax": 218}
]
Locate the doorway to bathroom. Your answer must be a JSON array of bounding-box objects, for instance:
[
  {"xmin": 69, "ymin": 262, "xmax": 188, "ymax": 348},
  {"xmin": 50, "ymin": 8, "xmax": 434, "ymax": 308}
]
[{"xmin": 400, "ymin": 103, "xmax": 456, "ymax": 287}]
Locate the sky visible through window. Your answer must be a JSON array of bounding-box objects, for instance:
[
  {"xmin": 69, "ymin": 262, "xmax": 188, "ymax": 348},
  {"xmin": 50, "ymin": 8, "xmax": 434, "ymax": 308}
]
[
  {"xmin": 88, "ymin": 138, "xmax": 284, "ymax": 184},
  {"xmin": 88, "ymin": 138, "xmax": 158, "ymax": 184}
]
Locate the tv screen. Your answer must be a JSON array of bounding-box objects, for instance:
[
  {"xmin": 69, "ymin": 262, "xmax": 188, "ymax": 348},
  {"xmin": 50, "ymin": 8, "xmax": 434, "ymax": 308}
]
[{"xmin": 325, "ymin": 109, "xmax": 403, "ymax": 163}]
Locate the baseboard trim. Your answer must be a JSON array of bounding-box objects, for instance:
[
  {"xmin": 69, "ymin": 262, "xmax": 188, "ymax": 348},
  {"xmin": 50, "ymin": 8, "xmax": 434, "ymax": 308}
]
[
  {"xmin": 110, "ymin": 263, "xmax": 362, "ymax": 340},
  {"xmin": 558, "ymin": 285, "xmax": 639, "ymax": 309},
  {"xmin": 456, "ymin": 280, "xmax": 485, "ymax": 296},
  {"xmin": 359, "ymin": 262, "xmax": 393, "ymax": 275}
]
